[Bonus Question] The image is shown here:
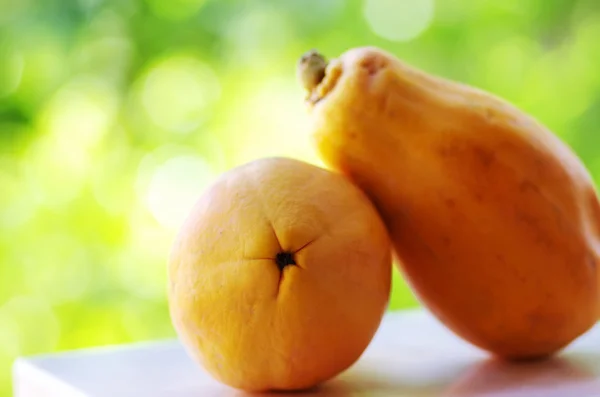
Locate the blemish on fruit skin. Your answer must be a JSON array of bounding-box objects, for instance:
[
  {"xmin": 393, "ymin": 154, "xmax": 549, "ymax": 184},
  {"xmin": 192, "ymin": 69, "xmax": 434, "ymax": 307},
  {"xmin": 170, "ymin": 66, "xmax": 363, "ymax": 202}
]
[
  {"xmin": 587, "ymin": 253, "xmax": 596, "ymax": 269},
  {"xmin": 437, "ymin": 143, "xmax": 455, "ymax": 158},
  {"xmin": 519, "ymin": 180, "xmax": 538, "ymax": 193},
  {"xmin": 472, "ymin": 146, "xmax": 495, "ymax": 168}
]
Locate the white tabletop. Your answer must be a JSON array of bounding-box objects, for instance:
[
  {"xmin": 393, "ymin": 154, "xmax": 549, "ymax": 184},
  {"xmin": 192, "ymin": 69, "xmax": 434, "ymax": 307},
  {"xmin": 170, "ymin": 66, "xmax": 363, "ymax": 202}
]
[{"xmin": 12, "ymin": 309, "xmax": 600, "ymax": 396}]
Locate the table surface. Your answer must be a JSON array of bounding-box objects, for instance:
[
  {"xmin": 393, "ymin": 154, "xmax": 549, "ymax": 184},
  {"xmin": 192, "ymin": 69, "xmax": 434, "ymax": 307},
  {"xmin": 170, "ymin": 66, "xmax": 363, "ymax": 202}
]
[{"xmin": 12, "ymin": 309, "xmax": 600, "ymax": 397}]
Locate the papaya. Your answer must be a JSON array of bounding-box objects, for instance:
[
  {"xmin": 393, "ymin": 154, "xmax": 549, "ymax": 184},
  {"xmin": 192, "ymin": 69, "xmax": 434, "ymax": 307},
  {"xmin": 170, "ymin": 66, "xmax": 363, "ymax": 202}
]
[
  {"xmin": 168, "ymin": 157, "xmax": 391, "ymax": 391},
  {"xmin": 297, "ymin": 46, "xmax": 600, "ymax": 360}
]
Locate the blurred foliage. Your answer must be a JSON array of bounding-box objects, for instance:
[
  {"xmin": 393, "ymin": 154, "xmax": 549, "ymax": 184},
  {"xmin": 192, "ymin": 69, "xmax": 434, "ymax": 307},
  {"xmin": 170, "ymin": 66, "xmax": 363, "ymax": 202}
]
[{"xmin": 1, "ymin": 0, "xmax": 600, "ymax": 394}]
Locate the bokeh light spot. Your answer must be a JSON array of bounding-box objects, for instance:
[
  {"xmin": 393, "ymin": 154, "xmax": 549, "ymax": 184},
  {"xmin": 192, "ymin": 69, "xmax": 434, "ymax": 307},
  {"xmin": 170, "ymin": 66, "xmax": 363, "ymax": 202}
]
[
  {"xmin": 23, "ymin": 77, "xmax": 118, "ymax": 207},
  {"xmin": 141, "ymin": 55, "xmax": 221, "ymax": 134},
  {"xmin": 146, "ymin": 154, "xmax": 216, "ymax": 230},
  {"xmin": 225, "ymin": 8, "xmax": 294, "ymax": 67},
  {"xmin": 43, "ymin": 78, "xmax": 117, "ymax": 150},
  {"xmin": 363, "ymin": 0, "xmax": 435, "ymax": 42},
  {"xmin": 220, "ymin": 78, "xmax": 322, "ymax": 167}
]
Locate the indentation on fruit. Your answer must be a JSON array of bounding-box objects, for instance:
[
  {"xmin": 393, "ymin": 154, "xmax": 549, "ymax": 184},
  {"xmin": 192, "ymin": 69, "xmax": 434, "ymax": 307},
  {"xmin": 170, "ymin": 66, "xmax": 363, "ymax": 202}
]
[
  {"xmin": 275, "ymin": 251, "xmax": 296, "ymax": 272},
  {"xmin": 274, "ymin": 251, "xmax": 296, "ymax": 297},
  {"xmin": 359, "ymin": 53, "xmax": 388, "ymax": 76},
  {"xmin": 313, "ymin": 64, "xmax": 342, "ymax": 104}
]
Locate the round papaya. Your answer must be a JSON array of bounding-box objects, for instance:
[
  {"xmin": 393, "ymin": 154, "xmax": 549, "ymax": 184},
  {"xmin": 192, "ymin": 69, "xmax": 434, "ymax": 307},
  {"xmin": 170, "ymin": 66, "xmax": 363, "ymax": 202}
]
[{"xmin": 168, "ymin": 157, "xmax": 392, "ymax": 391}]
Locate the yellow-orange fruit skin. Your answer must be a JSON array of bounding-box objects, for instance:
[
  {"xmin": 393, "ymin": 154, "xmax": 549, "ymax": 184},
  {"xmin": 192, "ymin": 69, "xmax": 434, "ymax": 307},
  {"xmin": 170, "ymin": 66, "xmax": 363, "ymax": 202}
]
[
  {"xmin": 168, "ymin": 157, "xmax": 392, "ymax": 392},
  {"xmin": 305, "ymin": 46, "xmax": 600, "ymax": 360}
]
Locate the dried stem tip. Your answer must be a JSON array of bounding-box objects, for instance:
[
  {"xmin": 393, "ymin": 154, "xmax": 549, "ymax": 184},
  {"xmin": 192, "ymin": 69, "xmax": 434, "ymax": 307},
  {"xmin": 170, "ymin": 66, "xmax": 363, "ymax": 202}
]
[{"xmin": 297, "ymin": 50, "xmax": 328, "ymax": 92}]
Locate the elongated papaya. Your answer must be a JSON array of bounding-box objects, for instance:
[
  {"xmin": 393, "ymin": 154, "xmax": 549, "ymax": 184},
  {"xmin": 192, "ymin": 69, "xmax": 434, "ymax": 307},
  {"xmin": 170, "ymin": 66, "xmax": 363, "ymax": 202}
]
[{"xmin": 297, "ymin": 47, "xmax": 600, "ymax": 360}]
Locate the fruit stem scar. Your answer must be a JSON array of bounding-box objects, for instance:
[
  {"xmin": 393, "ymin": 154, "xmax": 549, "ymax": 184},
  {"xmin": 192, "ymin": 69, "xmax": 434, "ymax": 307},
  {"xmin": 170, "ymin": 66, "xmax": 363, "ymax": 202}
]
[
  {"xmin": 297, "ymin": 49, "xmax": 327, "ymax": 92},
  {"xmin": 275, "ymin": 251, "xmax": 296, "ymax": 271}
]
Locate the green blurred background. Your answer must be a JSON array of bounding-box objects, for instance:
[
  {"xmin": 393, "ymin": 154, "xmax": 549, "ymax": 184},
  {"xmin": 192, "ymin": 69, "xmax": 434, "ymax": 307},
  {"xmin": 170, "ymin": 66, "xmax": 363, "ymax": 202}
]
[{"xmin": 1, "ymin": 0, "xmax": 600, "ymax": 394}]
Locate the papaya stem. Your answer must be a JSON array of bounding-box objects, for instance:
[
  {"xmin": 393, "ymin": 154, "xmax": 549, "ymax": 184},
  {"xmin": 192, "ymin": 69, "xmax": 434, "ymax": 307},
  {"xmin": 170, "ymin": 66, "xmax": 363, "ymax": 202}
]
[{"xmin": 297, "ymin": 50, "xmax": 328, "ymax": 92}]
